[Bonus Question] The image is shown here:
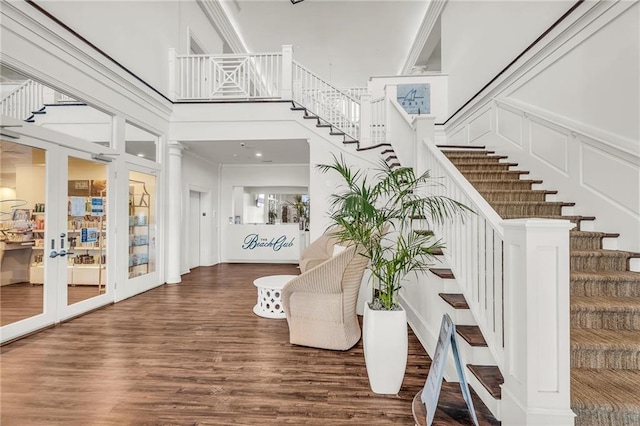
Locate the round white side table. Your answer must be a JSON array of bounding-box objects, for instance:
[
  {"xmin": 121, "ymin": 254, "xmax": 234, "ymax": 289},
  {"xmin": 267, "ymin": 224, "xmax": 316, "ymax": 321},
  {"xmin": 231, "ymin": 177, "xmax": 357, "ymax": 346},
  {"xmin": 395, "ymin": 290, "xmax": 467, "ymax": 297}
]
[{"xmin": 252, "ymin": 274, "xmax": 297, "ymax": 319}]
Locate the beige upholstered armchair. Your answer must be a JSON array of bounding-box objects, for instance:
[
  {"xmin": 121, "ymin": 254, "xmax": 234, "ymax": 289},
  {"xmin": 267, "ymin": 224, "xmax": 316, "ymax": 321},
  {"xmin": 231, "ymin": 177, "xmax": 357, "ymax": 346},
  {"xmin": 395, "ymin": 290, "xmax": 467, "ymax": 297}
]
[
  {"xmin": 282, "ymin": 244, "xmax": 369, "ymax": 350},
  {"xmin": 298, "ymin": 230, "xmax": 340, "ymax": 273}
]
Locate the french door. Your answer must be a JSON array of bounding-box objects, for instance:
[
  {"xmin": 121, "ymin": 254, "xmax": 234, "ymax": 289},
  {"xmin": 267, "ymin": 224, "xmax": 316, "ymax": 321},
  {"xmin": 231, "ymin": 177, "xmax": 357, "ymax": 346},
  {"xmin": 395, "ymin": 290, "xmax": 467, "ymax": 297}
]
[{"xmin": 1, "ymin": 136, "xmax": 114, "ymax": 343}]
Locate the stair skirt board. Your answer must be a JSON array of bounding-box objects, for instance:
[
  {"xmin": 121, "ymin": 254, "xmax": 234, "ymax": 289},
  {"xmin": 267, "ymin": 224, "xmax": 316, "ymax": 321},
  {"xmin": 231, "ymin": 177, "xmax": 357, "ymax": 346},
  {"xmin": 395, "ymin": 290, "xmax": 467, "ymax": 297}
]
[{"xmin": 438, "ymin": 146, "xmax": 640, "ymax": 425}]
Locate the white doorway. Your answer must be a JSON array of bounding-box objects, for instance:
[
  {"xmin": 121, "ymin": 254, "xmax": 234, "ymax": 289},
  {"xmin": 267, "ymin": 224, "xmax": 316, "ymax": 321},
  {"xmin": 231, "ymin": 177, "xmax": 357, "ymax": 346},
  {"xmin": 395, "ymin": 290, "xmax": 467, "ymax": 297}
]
[{"xmin": 188, "ymin": 190, "xmax": 202, "ymax": 270}]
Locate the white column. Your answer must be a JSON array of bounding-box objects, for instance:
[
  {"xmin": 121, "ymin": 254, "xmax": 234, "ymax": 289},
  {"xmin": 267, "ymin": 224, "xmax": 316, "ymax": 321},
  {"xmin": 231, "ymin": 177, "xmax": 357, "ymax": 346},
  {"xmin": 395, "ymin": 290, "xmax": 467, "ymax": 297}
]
[
  {"xmin": 501, "ymin": 218, "xmax": 576, "ymax": 425},
  {"xmin": 166, "ymin": 141, "xmax": 184, "ymax": 284},
  {"xmin": 359, "ymin": 94, "xmax": 372, "ymax": 148},
  {"xmin": 281, "ymin": 45, "xmax": 293, "ymax": 100},
  {"xmin": 413, "ymin": 116, "xmax": 435, "ymax": 176},
  {"xmin": 168, "ymin": 48, "xmax": 177, "ymax": 101}
]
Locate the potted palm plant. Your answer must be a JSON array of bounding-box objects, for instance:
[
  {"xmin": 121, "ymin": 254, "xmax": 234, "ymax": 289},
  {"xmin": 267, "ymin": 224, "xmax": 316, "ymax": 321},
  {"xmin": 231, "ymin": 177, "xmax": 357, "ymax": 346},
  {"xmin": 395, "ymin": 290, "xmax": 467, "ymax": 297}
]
[{"xmin": 317, "ymin": 155, "xmax": 469, "ymax": 394}]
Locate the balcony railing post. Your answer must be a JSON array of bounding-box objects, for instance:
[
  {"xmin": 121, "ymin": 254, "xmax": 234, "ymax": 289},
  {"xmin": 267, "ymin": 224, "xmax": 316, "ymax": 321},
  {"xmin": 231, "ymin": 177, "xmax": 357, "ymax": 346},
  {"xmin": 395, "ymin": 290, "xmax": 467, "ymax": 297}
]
[
  {"xmin": 168, "ymin": 48, "xmax": 177, "ymax": 101},
  {"xmin": 359, "ymin": 94, "xmax": 372, "ymax": 147},
  {"xmin": 501, "ymin": 218, "xmax": 575, "ymax": 425},
  {"xmin": 281, "ymin": 45, "xmax": 293, "ymax": 100}
]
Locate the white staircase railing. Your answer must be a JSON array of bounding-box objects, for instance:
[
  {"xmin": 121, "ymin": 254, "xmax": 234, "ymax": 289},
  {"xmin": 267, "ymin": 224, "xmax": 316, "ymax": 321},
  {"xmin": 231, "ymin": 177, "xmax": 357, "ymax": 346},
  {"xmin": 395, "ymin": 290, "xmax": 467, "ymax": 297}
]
[
  {"xmin": 292, "ymin": 60, "xmax": 360, "ymax": 140},
  {"xmin": 176, "ymin": 52, "xmax": 283, "ymax": 100},
  {"xmin": 1, "ymin": 80, "xmax": 44, "ymax": 120},
  {"xmin": 422, "ymin": 140, "xmax": 574, "ymax": 424}
]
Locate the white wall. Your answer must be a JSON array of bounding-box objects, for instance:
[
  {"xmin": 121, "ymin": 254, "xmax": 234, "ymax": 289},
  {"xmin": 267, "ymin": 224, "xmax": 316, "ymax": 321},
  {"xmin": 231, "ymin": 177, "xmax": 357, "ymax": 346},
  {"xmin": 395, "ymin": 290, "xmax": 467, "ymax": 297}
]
[
  {"xmin": 441, "ymin": 0, "xmax": 574, "ymax": 116},
  {"xmin": 37, "ymin": 1, "xmax": 225, "ymax": 96},
  {"xmin": 441, "ymin": 2, "xmax": 640, "ymax": 252},
  {"xmin": 506, "ymin": 2, "xmax": 639, "ymax": 144},
  {"xmin": 182, "ymin": 151, "xmax": 219, "ymax": 273}
]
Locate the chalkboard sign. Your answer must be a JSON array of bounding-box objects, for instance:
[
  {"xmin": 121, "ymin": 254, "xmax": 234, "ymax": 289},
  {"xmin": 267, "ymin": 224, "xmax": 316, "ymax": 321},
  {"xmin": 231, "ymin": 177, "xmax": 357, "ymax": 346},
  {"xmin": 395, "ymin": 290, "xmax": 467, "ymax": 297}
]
[{"xmin": 421, "ymin": 314, "xmax": 479, "ymax": 426}]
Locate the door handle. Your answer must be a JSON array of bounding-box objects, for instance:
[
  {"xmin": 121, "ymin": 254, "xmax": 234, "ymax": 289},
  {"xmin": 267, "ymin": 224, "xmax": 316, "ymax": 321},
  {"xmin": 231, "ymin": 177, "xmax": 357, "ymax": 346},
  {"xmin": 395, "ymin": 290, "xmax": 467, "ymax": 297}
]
[
  {"xmin": 49, "ymin": 250, "xmax": 59, "ymax": 258},
  {"xmin": 58, "ymin": 249, "xmax": 74, "ymax": 257}
]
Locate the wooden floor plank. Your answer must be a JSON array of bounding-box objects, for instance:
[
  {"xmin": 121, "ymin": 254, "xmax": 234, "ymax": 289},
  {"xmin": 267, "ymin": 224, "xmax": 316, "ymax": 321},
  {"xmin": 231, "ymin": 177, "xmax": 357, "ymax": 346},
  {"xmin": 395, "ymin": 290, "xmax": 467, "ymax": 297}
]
[{"xmin": 1, "ymin": 263, "xmax": 499, "ymax": 425}]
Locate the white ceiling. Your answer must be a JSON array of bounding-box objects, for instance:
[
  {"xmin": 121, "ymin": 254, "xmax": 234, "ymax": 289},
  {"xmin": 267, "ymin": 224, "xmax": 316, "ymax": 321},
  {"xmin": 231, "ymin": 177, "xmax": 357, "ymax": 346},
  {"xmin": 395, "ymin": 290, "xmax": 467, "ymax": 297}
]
[
  {"xmin": 182, "ymin": 138, "xmax": 310, "ymax": 164},
  {"xmin": 220, "ymin": 0, "xmax": 429, "ymax": 88}
]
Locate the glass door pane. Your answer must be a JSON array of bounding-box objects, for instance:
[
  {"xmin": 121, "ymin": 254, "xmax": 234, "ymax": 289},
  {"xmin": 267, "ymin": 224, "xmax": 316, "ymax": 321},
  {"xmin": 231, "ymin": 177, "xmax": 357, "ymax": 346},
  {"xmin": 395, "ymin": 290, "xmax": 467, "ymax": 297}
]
[
  {"xmin": 0, "ymin": 140, "xmax": 49, "ymax": 327},
  {"xmin": 66, "ymin": 156, "xmax": 108, "ymax": 305},
  {"xmin": 128, "ymin": 172, "xmax": 156, "ymax": 279}
]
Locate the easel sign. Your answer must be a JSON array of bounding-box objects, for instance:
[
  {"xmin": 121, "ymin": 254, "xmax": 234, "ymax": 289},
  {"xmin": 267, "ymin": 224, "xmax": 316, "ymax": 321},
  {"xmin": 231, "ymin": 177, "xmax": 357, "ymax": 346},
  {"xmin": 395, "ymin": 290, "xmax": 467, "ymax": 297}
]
[{"xmin": 421, "ymin": 314, "xmax": 479, "ymax": 426}]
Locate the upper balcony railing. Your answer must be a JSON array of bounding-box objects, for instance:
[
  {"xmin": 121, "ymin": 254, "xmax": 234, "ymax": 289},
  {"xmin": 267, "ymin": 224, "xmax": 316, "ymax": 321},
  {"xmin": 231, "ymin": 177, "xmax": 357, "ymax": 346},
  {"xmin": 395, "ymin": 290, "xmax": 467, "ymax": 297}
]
[
  {"xmin": 169, "ymin": 45, "xmax": 365, "ymax": 141},
  {"xmin": 175, "ymin": 52, "xmax": 283, "ymax": 100}
]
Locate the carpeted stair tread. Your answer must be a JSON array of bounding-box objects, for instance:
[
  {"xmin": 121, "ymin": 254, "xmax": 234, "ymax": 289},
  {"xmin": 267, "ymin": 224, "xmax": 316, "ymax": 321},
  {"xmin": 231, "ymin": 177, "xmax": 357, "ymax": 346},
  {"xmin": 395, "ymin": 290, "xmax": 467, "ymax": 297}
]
[
  {"xmin": 571, "ymin": 230, "xmax": 621, "ymax": 250},
  {"xmin": 500, "ymin": 215, "xmax": 595, "ymax": 230},
  {"xmin": 572, "ymin": 328, "xmax": 640, "ymax": 350},
  {"xmin": 448, "ymin": 157, "xmax": 510, "ymax": 165},
  {"xmin": 491, "ymin": 201, "xmax": 575, "ymax": 217},
  {"xmin": 571, "ymin": 296, "xmax": 640, "ymax": 330},
  {"xmin": 467, "ymin": 179, "xmax": 543, "ymax": 191},
  {"xmin": 480, "ymin": 189, "xmax": 557, "ymax": 202},
  {"xmin": 572, "ymin": 369, "xmax": 640, "ymax": 414},
  {"xmin": 572, "ymin": 296, "xmax": 640, "ymax": 312},
  {"xmin": 459, "ymin": 170, "xmax": 530, "ymax": 180},
  {"xmin": 571, "ymin": 270, "xmax": 640, "ymax": 297},
  {"xmin": 454, "ymin": 163, "xmax": 518, "ymax": 171},
  {"xmin": 571, "ymin": 328, "xmax": 640, "ymax": 370},
  {"xmin": 571, "ymin": 250, "xmax": 634, "ymax": 272}
]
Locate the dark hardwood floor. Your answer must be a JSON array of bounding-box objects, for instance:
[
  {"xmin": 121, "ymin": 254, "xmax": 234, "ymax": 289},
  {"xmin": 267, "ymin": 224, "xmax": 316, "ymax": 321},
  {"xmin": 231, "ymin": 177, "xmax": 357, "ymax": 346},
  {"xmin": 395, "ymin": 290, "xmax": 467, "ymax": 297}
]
[{"xmin": 1, "ymin": 263, "xmax": 498, "ymax": 425}]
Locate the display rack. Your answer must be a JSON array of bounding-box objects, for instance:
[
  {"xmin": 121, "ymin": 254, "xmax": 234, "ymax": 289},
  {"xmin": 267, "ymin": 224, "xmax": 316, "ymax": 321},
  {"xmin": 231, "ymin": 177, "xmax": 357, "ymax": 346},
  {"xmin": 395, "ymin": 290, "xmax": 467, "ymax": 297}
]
[{"xmin": 128, "ymin": 180, "xmax": 150, "ymax": 279}]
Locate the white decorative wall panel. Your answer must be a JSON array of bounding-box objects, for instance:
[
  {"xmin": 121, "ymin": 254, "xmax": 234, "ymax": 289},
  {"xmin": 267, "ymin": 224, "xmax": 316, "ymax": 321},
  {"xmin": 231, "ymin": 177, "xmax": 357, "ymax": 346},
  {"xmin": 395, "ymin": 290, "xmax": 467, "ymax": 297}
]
[
  {"xmin": 469, "ymin": 108, "xmax": 492, "ymax": 142},
  {"xmin": 449, "ymin": 126, "xmax": 467, "ymax": 145},
  {"xmin": 530, "ymin": 120, "xmax": 568, "ymax": 174},
  {"xmin": 497, "ymin": 106, "xmax": 523, "ymax": 147},
  {"xmin": 582, "ymin": 144, "xmax": 640, "ymax": 215}
]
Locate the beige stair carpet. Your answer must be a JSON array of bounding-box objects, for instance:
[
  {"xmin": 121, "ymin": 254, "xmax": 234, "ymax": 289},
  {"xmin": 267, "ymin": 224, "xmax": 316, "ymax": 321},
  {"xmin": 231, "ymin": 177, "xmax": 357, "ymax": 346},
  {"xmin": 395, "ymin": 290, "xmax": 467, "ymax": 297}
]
[{"xmin": 442, "ymin": 148, "xmax": 640, "ymax": 426}]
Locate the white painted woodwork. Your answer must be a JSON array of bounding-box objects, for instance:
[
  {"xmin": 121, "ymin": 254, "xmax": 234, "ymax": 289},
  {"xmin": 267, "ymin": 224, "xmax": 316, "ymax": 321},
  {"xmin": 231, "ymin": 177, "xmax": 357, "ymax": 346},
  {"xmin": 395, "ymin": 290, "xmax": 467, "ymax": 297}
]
[
  {"xmin": 188, "ymin": 191, "xmax": 201, "ymax": 270},
  {"xmin": 166, "ymin": 142, "xmax": 184, "ymax": 284}
]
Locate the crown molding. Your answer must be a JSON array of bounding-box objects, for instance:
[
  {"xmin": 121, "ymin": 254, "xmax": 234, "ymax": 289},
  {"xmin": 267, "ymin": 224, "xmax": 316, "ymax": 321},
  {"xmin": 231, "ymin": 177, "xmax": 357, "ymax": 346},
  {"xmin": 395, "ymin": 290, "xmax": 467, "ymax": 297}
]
[
  {"xmin": 400, "ymin": 0, "xmax": 448, "ymax": 75},
  {"xmin": 197, "ymin": 0, "xmax": 248, "ymax": 53}
]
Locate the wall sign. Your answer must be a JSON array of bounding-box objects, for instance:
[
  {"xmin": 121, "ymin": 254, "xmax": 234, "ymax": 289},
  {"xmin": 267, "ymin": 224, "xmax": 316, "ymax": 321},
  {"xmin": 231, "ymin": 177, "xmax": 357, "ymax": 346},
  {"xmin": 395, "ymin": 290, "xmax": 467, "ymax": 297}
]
[
  {"xmin": 397, "ymin": 83, "xmax": 430, "ymax": 115},
  {"xmin": 241, "ymin": 233, "xmax": 295, "ymax": 252},
  {"xmin": 421, "ymin": 314, "xmax": 479, "ymax": 426}
]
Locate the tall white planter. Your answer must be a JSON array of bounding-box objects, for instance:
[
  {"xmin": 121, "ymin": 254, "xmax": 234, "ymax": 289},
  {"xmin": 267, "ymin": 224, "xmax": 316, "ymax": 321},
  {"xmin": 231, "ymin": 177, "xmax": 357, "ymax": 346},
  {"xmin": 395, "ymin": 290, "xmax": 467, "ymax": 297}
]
[{"xmin": 363, "ymin": 302, "xmax": 408, "ymax": 394}]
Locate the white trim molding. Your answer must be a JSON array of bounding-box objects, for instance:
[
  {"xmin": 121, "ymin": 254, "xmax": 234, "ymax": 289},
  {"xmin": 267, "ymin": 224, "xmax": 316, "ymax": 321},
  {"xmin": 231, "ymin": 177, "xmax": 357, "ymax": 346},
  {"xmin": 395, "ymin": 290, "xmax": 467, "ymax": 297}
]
[
  {"xmin": 400, "ymin": 0, "xmax": 448, "ymax": 75},
  {"xmin": 197, "ymin": 0, "xmax": 248, "ymax": 54}
]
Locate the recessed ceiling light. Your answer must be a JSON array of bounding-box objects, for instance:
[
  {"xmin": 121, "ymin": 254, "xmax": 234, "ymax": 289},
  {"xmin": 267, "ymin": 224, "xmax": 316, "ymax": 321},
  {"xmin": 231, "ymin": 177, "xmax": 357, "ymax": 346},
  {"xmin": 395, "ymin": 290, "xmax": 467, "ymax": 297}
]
[
  {"xmin": 137, "ymin": 153, "xmax": 145, "ymax": 157},
  {"xmin": 255, "ymin": 152, "xmax": 262, "ymax": 157}
]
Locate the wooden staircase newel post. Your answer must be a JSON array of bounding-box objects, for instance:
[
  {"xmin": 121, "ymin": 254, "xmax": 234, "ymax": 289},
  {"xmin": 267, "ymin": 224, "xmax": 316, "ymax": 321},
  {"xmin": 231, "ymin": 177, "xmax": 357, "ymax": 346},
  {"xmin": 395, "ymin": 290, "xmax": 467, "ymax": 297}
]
[{"xmin": 501, "ymin": 218, "xmax": 575, "ymax": 425}]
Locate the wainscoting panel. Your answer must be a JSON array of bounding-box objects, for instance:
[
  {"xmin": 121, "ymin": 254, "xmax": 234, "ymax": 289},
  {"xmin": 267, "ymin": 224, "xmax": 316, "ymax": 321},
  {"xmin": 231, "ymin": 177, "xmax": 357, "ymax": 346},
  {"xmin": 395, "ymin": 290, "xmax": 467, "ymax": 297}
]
[
  {"xmin": 497, "ymin": 105, "xmax": 523, "ymax": 147},
  {"xmin": 530, "ymin": 118, "xmax": 569, "ymax": 175},
  {"xmin": 581, "ymin": 143, "xmax": 640, "ymax": 215},
  {"xmin": 469, "ymin": 108, "xmax": 492, "ymax": 143},
  {"xmin": 449, "ymin": 125, "xmax": 467, "ymax": 145}
]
